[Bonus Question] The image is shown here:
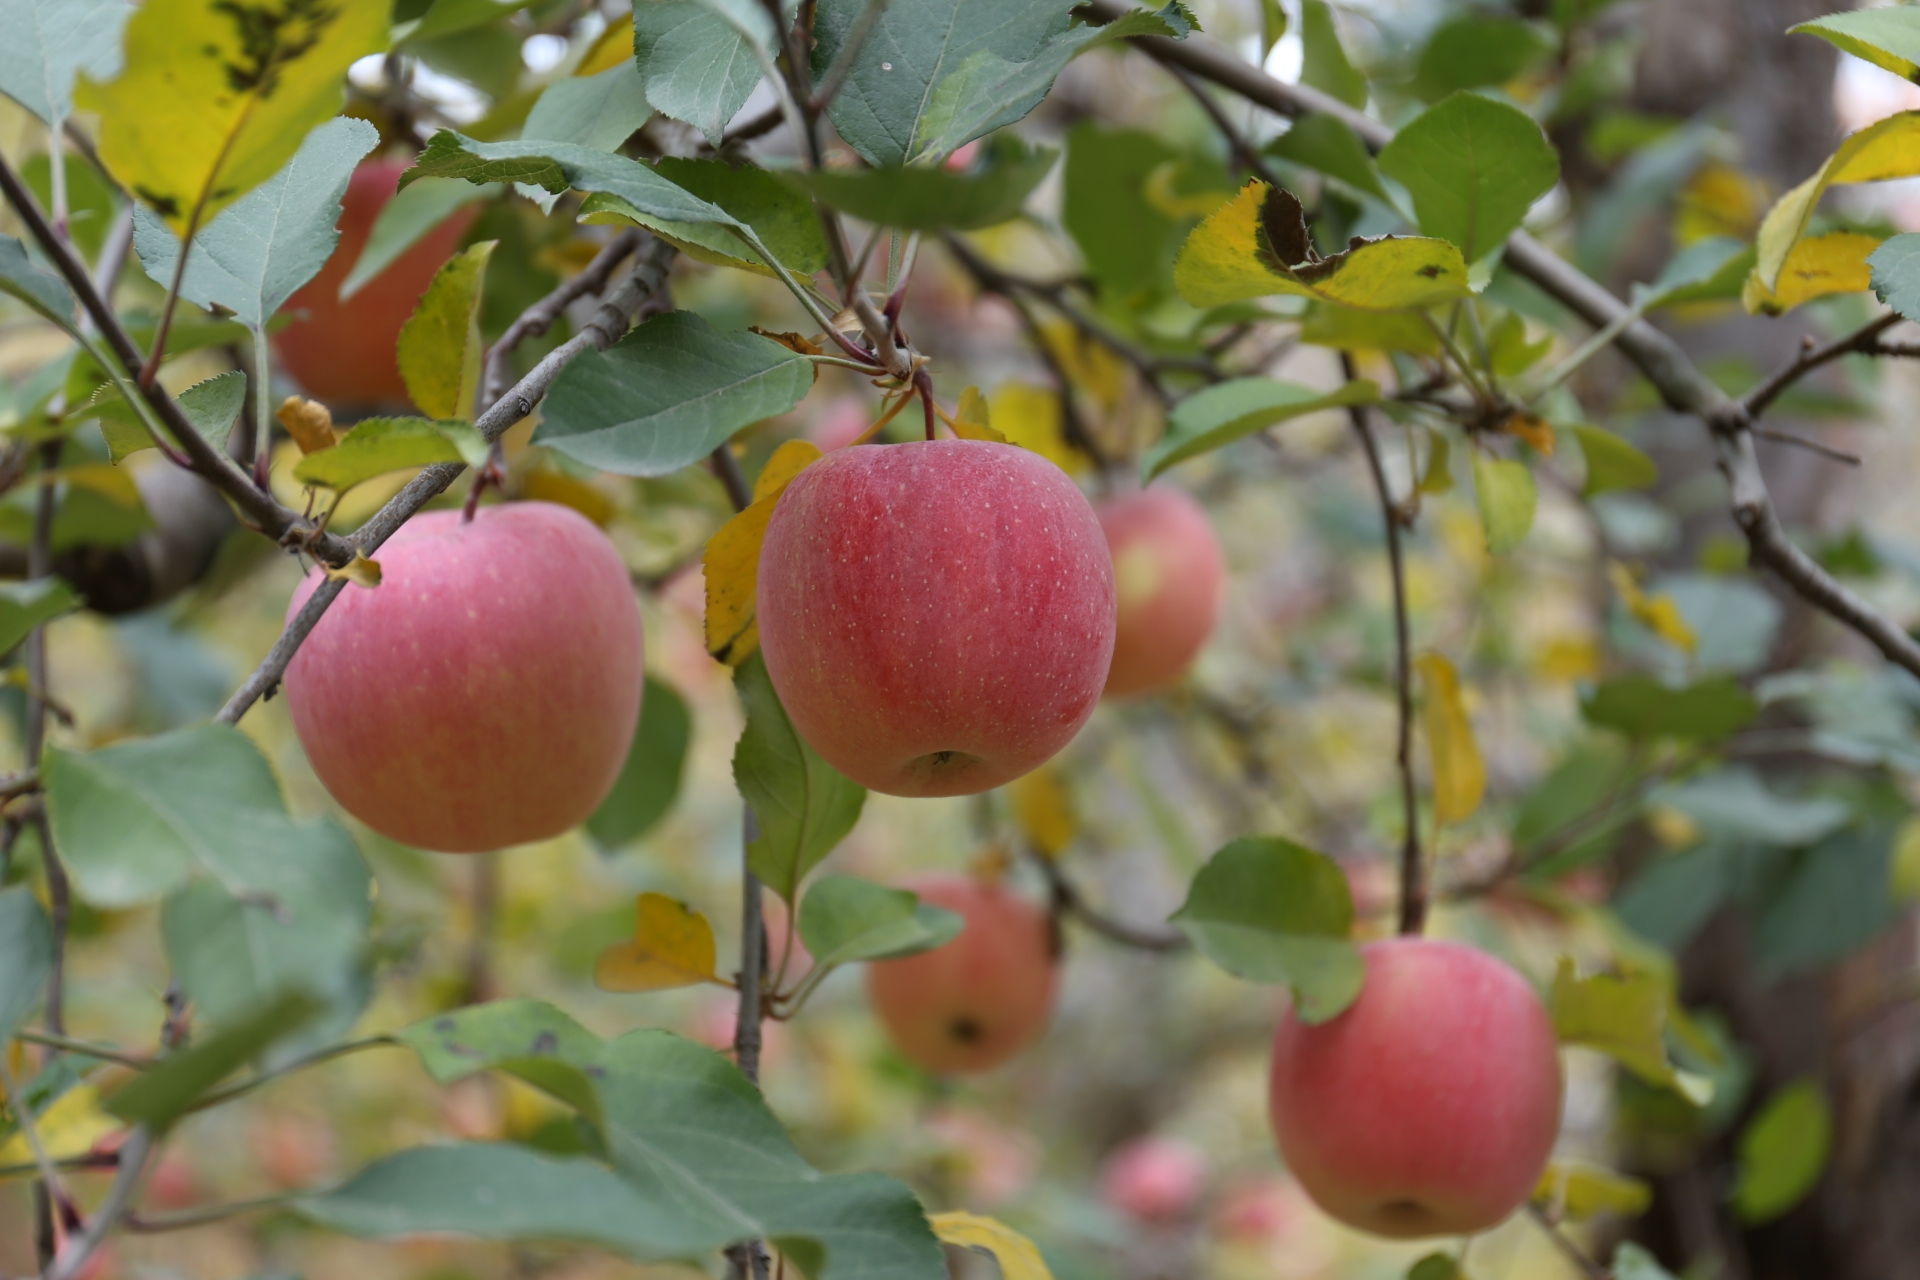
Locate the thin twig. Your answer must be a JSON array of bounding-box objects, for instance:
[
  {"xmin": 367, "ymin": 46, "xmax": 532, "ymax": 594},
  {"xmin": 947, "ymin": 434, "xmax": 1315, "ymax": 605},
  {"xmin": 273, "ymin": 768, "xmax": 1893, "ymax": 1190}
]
[
  {"xmin": 1164, "ymin": 63, "xmax": 1286, "ymax": 190},
  {"xmin": 1341, "ymin": 358, "xmax": 1423, "ymax": 935},
  {"xmin": 0, "ymin": 1052, "xmax": 76, "ymax": 1235},
  {"xmin": 1752, "ymin": 428, "xmax": 1861, "ymax": 467},
  {"xmin": 1742, "ymin": 312, "xmax": 1901, "ymax": 421},
  {"xmin": 124, "ymin": 1192, "xmax": 295, "ymax": 1233},
  {"xmin": 11, "ymin": 1030, "xmax": 152, "ymax": 1070},
  {"xmin": 183, "ymin": 1036, "xmax": 402, "ymax": 1114},
  {"xmin": 214, "ymin": 238, "xmax": 680, "ymax": 725},
  {"xmin": 1525, "ymin": 1204, "xmax": 1612, "ymax": 1280},
  {"xmin": 1033, "ymin": 854, "xmax": 1189, "ymax": 952},
  {"xmin": 479, "ymin": 228, "xmax": 642, "ymax": 410}
]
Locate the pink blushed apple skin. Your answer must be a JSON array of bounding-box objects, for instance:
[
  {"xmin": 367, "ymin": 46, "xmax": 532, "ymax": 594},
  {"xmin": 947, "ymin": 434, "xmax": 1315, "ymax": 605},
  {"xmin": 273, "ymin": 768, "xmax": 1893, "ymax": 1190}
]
[
  {"xmin": 1268, "ymin": 937, "xmax": 1563, "ymax": 1239},
  {"xmin": 867, "ymin": 875, "xmax": 1059, "ymax": 1075},
  {"xmin": 1097, "ymin": 487, "xmax": 1225, "ymax": 697},
  {"xmin": 757, "ymin": 440, "xmax": 1116, "ymax": 797},
  {"xmin": 285, "ymin": 502, "xmax": 643, "ymax": 853},
  {"xmin": 1099, "ymin": 1134, "xmax": 1211, "ymax": 1223}
]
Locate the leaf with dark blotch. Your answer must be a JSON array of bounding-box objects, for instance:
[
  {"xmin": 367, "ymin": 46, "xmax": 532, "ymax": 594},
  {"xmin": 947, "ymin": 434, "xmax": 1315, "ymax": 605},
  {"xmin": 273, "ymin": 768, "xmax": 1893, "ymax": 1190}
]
[{"xmin": 1256, "ymin": 185, "xmax": 1313, "ymax": 271}]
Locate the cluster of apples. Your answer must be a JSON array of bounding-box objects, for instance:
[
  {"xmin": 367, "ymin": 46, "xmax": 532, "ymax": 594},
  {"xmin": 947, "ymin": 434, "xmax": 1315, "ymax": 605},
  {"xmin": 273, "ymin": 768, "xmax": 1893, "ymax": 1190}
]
[{"xmin": 276, "ymin": 176, "xmax": 1561, "ymax": 1242}]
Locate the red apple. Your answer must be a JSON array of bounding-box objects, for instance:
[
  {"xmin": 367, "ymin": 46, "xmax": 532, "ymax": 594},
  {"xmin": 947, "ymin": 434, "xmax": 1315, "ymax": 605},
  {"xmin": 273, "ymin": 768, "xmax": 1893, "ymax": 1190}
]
[
  {"xmin": 1099, "ymin": 1134, "xmax": 1210, "ymax": 1223},
  {"xmin": 1268, "ymin": 937, "xmax": 1562, "ymax": 1239},
  {"xmin": 757, "ymin": 441, "xmax": 1116, "ymax": 796},
  {"xmin": 1096, "ymin": 487, "xmax": 1225, "ymax": 697},
  {"xmin": 285, "ymin": 502, "xmax": 644, "ymax": 853},
  {"xmin": 273, "ymin": 157, "xmax": 479, "ymax": 411},
  {"xmin": 866, "ymin": 874, "xmax": 1058, "ymax": 1074}
]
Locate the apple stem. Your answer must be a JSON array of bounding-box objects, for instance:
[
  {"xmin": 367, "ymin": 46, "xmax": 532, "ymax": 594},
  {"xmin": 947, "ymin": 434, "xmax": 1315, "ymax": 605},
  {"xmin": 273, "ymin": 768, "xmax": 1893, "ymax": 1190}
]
[
  {"xmin": 913, "ymin": 369, "xmax": 937, "ymax": 441},
  {"xmin": 461, "ymin": 442, "xmax": 507, "ymax": 524}
]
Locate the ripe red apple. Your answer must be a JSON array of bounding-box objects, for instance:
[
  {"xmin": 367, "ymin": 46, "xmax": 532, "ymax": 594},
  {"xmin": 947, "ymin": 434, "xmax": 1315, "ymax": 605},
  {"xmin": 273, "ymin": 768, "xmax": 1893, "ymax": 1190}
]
[
  {"xmin": 1096, "ymin": 487, "xmax": 1225, "ymax": 697},
  {"xmin": 1099, "ymin": 1134, "xmax": 1210, "ymax": 1223},
  {"xmin": 285, "ymin": 502, "xmax": 644, "ymax": 853},
  {"xmin": 865, "ymin": 874, "xmax": 1059, "ymax": 1074},
  {"xmin": 1267, "ymin": 937, "xmax": 1562, "ymax": 1239},
  {"xmin": 272, "ymin": 157, "xmax": 479, "ymax": 411},
  {"xmin": 757, "ymin": 441, "xmax": 1116, "ymax": 796}
]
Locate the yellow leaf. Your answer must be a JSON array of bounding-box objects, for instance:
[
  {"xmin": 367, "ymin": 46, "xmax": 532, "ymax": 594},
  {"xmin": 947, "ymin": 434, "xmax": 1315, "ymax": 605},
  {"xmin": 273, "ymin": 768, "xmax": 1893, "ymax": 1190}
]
[
  {"xmin": 1534, "ymin": 1161, "xmax": 1652, "ymax": 1221},
  {"xmin": 1142, "ymin": 159, "xmax": 1236, "ymax": 220},
  {"xmin": 1674, "ymin": 162, "xmax": 1768, "ymax": 246},
  {"xmin": 1174, "ymin": 181, "xmax": 1471, "ymax": 311},
  {"xmin": 576, "ymin": 15, "xmax": 635, "ymax": 77},
  {"xmin": 987, "ymin": 383, "xmax": 1085, "ymax": 474},
  {"xmin": 521, "ymin": 468, "xmax": 618, "ymax": 526},
  {"xmin": 1890, "ymin": 816, "xmax": 1920, "ymax": 902},
  {"xmin": 1548, "ymin": 958, "xmax": 1707, "ymax": 1101},
  {"xmin": 945, "ymin": 385, "xmax": 1007, "ymax": 442},
  {"xmin": 1039, "ymin": 320, "xmax": 1127, "ymax": 411},
  {"xmin": 1531, "ymin": 635, "xmax": 1601, "ymax": 683},
  {"xmin": 277, "ymin": 395, "xmax": 339, "ymax": 454},
  {"xmin": 593, "ymin": 892, "xmax": 721, "ymax": 992},
  {"xmin": 75, "ymin": 0, "xmax": 390, "ymax": 237},
  {"xmin": 397, "ymin": 241, "xmax": 496, "ymax": 421},
  {"xmin": 1741, "ymin": 231, "xmax": 1880, "ymax": 316},
  {"xmin": 0, "ymin": 1086, "xmax": 118, "ymax": 1165},
  {"xmin": 1608, "ymin": 563, "xmax": 1698, "ymax": 655},
  {"xmin": 1415, "ymin": 652, "xmax": 1485, "ymax": 826},
  {"xmin": 1009, "ymin": 766, "xmax": 1076, "ymax": 858},
  {"xmin": 58, "ymin": 464, "xmax": 144, "ymax": 509},
  {"xmin": 323, "ymin": 553, "xmax": 383, "ymax": 587},
  {"xmin": 1299, "ymin": 303, "xmax": 1442, "ymax": 356},
  {"xmin": 703, "ymin": 440, "xmax": 822, "ymax": 665},
  {"xmin": 1646, "ymin": 805, "xmax": 1701, "ymax": 849},
  {"xmin": 1754, "ymin": 111, "xmax": 1920, "ymax": 292},
  {"xmin": 1501, "ymin": 412, "xmax": 1556, "ymax": 457},
  {"xmin": 929, "ymin": 1212, "xmax": 1054, "ymax": 1280}
]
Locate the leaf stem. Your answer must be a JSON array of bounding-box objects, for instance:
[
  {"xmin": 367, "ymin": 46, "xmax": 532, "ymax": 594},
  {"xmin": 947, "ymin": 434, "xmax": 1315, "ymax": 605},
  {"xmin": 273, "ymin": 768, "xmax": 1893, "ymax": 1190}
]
[
  {"xmin": 12, "ymin": 1030, "xmax": 153, "ymax": 1070},
  {"xmin": 185, "ymin": 1035, "xmax": 399, "ymax": 1114}
]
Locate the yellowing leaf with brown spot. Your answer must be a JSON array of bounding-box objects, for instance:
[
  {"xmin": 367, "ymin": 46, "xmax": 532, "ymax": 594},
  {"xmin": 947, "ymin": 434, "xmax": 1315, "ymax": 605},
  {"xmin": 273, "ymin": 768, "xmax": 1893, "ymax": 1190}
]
[
  {"xmin": 1009, "ymin": 765, "xmax": 1076, "ymax": 858},
  {"xmin": 1502, "ymin": 412, "xmax": 1555, "ymax": 457},
  {"xmin": 1755, "ymin": 111, "xmax": 1920, "ymax": 292},
  {"xmin": 703, "ymin": 440, "xmax": 822, "ymax": 665},
  {"xmin": 277, "ymin": 396, "xmax": 339, "ymax": 454},
  {"xmin": 0, "ymin": 1086, "xmax": 118, "ymax": 1165},
  {"xmin": 1608, "ymin": 563, "xmax": 1697, "ymax": 655},
  {"xmin": 1174, "ymin": 181, "xmax": 1470, "ymax": 311},
  {"xmin": 988, "ymin": 382, "xmax": 1085, "ymax": 474},
  {"xmin": 76, "ymin": 0, "xmax": 390, "ymax": 237},
  {"xmin": 1742, "ymin": 231, "xmax": 1880, "ymax": 315},
  {"xmin": 930, "ymin": 1212, "xmax": 1054, "ymax": 1280},
  {"xmin": 1415, "ymin": 652, "xmax": 1484, "ymax": 826},
  {"xmin": 593, "ymin": 892, "xmax": 721, "ymax": 992}
]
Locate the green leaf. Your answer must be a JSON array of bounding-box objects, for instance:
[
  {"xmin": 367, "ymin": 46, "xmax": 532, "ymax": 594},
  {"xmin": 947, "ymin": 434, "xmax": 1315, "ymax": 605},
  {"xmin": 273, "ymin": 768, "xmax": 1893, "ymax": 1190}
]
[
  {"xmin": 811, "ymin": 0, "xmax": 1080, "ymax": 167},
  {"xmin": 1569, "ymin": 424, "xmax": 1656, "ymax": 495},
  {"xmin": 1732, "ymin": 1080, "xmax": 1831, "ymax": 1223},
  {"xmin": 1169, "ymin": 836, "xmax": 1362, "ymax": 1024},
  {"xmin": 1406, "ymin": 1255, "xmax": 1465, "ymax": 1280},
  {"xmin": 0, "ymin": 234, "xmax": 75, "ymax": 327},
  {"xmin": 0, "ymin": 475, "xmax": 151, "ymax": 551},
  {"xmin": 732, "ymin": 654, "xmax": 867, "ymax": 905},
  {"xmin": 292, "ymin": 417, "xmax": 488, "ymax": 491},
  {"xmin": 1299, "ymin": 304, "xmax": 1439, "ymax": 356},
  {"xmin": 791, "ymin": 138, "xmax": 1058, "ymax": 231},
  {"xmin": 1143, "ymin": 376, "xmax": 1379, "ymax": 480},
  {"xmin": 398, "ymin": 241, "xmax": 495, "ymax": 421},
  {"xmin": 1063, "ymin": 124, "xmax": 1185, "ymax": 298},
  {"xmin": 106, "ymin": 990, "xmax": 323, "ymax": 1130},
  {"xmin": 404, "ymin": 132, "xmax": 740, "ymax": 230},
  {"xmin": 1581, "ymin": 674, "xmax": 1758, "ymax": 741},
  {"xmin": 95, "ymin": 370, "xmax": 247, "ymax": 464},
  {"xmin": 533, "ymin": 311, "xmax": 813, "ymax": 477},
  {"xmin": 1548, "ymin": 958, "xmax": 1704, "ymax": 1100},
  {"xmin": 1412, "ymin": 15, "xmax": 1554, "ymax": 102},
  {"xmin": 75, "ymin": 0, "xmax": 389, "ymax": 236},
  {"xmin": 1611, "ymin": 1244, "xmax": 1679, "ymax": 1280},
  {"xmin": 297, "ymin": 1143, "xmax": 715, "ymax": 1256},
  {"xmin": 341, "ymin": 177, "xmax": 499, "ymax": 300},
  {"xmin": 396, "ymin": 998, "xmax": 605, "ymax": 1120},
  {"xmin": 1264, "ymin": 114, "xmax": 1389, "ymax": 202},
  {"xmin": 1753, "ymin": 826, "xmax": 1899, "ymax": 981},
  {"xmin": 1471, "ymin": 453, "xmax": 1535, "ymax": 554},
  {"xmin": 0, "ymin": 887, "xmax": 52, "ymax": 1038},
  {"xmin": 1299, "ymin": 0, "xmax": 1366, "ymax": 108},
  {"xmin": 633, "ymin": 0, "xmax": 782, "ymax": 146},
  {"xmin": 522, "ymin": 63, "xmax": 653, "ymax": 153},
  {"xmin": 0, "ymin": 0, "xmax": 129, "ymax": 128},
  {"xmin": 581, "ymin": 157, "xmax": 827, "ymax": 278},
  {"xmin": 797, "ymin": 875, "xmax": 965, "ymax": 972},
  {"xmin": 130, "ymin": 116, "xmax": 380, "ymax": 328},
  {"xmin": 401, "ymin": 0, "xmax": 541, "ymax": 43},
  {"xmin": 1377, "ymin": 92, "xmax": 1560, "ymax": 266},
  {"xmin": 1633, "ymin": 236, "xmax": 1753, "ymax": 311},
  {"xmin": 1868, "ymin": 232, "xmax": 1920, "ymax": 323},
  {"xmin": 0, "ymin": 577, "xmax": 81, "ymax": 655},
  {"xmin": 587, "ymin": 675, "xmax": 692, "ymax": 851},
  {"xmin": 1790, "ymin": 8, "xmax": 1920, "ymax": 81},
  {"xmin": 1652, "ymin": 768, "xmax": 1849, "ymax": 848}
]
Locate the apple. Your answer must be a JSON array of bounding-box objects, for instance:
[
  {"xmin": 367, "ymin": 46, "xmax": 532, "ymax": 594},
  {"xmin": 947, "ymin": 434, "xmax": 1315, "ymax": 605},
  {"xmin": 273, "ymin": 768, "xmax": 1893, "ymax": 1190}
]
[
  {"xmin": 285, "ymin": 502, "xmax": 644, "ymax": 853},
  {"xmin": 1099, "ymin": 1134, "xmax": 1210, "ymax": 1223},
  {"xmin": 1096, "ymin": 487, "xmax": 1225, "ymax": 697},
  {"xmin": 757, "ymin": 441, "xmax": 1116, "ymax": 796},
  {"xmin": 866, "ymin": 874, "xmax": 1058, "ymax": 1074},
  {"xmin": 272, "ymin": 157, "xmax": 479, "ymax": 411},
  {"xmin": 1267, "ymin": 937, "xmax": 1562, "ymax": 1239}
]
